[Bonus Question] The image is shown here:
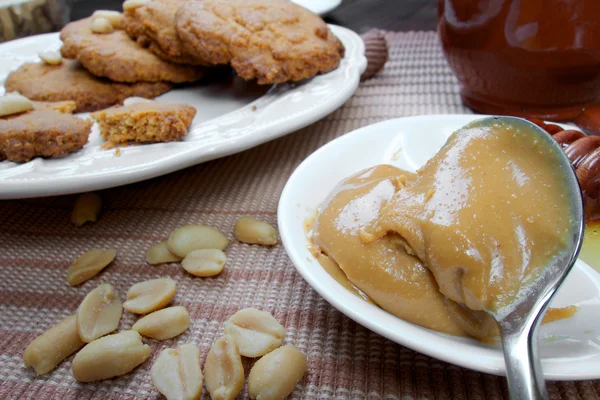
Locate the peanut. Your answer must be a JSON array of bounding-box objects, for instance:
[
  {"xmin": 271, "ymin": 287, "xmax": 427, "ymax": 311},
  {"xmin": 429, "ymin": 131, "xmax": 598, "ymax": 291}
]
[
  {"xmin": 71, "ymin": 192, "xmax": 102, "ymax": 227},
  {"xmin": 234, "ymin": 216, "xmax": 278, "ymax": 246},
  {"xmin": 0, "ymin": 92, "xmax": 33, "ymax": 117},
  {"xmin": 146, "ymin": 241, "xmax": 182, "ymax": 265},
  {"xmin": 71, "ymin": 330, "xmax": 150, "ymax": 382},
  {"xmin": 39, "ymin": 50, "xmax": 62, "ymax": 65},
  {"xmin": 123, "ymin": 0, "xmax": 149, "ymax": 11},
  {"xmin": 89, "ymin": 17, "xmax": 114, "ymax": 34},
  {"xmin": 224, "ymin": 308, "xmax": 285, "ymax": 357},
  {"xmin": 76, "ymin": 283, "xmax": 122, "ymax": 342},
  {"xmin": 132, "ymin": 306, "xmax": 190, "ymax": 340},
  {"xmin": 66, "ymin": 249, "xmax": 116, "ymax": 286},
  {"xmin": 123, "ymin": 278, "xmax": 176, "ymax": 314},
  {"xmin": 181, "ymin": 249, "xmax": 226, "ymax": 277},
  {"xmin": 151, "ymin": 344, "xmax": 203, "ymax": 400},
  {"xmin": 23, "ymin": 315, "xmax": 85, "ymax": 375},
  {"xmin": 91, "ymin": 10, "xmax": 123, "ymax": 29},
  {"xmin": 204, "ymin": 335, "xmax": 244, "ymax": 400},
  {"xmin": 167, "ymin": 225, "xmax": 228, "ymax": 258},
  {"xmin": 123, "ymin": 96, "xmax": 153, "ymax": 106},
  {"xmin": 248, "ymin": 345, "xmax": 307, "ymax": 400}
]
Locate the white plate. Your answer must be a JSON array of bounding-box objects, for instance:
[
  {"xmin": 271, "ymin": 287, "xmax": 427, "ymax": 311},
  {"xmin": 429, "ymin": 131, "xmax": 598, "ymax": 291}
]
[
  {"xmin": 0, "ymin": 25, "xmax": 366, "ymax": 199},
  {"xmin": 291, "ymin": 0, "xmax": 342, "ymax": 15},
  {"xmin": 278, "ymin": 115, "xmax": 600, "ymax": 380}
]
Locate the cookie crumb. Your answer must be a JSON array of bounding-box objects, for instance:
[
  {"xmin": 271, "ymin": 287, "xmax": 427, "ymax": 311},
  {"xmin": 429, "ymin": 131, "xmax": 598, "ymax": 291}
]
[
  {"xmin": 114, "ymin": 148, "xmax": 122, "ymax": 157},
  {"xmin": 252, "ymin": 105, "xmax": 257, "ymax": 111}
]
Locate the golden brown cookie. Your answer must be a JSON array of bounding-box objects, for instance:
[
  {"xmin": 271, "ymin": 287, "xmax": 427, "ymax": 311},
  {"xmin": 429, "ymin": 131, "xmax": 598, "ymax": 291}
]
[
  {"xmin": 60, "ymin": 18, "xmax": 207, "ymax": 83},
  {"xmin": 5, "ymin": 60, "xmax": 172, "ymax": 113},
  {"xmin": 123, "ymin": 0, "xmax": 207, "ymax": 65},
  {"xmin": 175, "ymin": 0, "xmax": 345, "ymax": 84},
  {"xmin": 0, "ymin": 101, "xmax": 92, "ymax": 163},
  {"xmin": 91, "ymin": 101, "xmax": 196, "ymax": 148},
  {"xmin": 32, "ymin": 100, "xmax": 78, "ymax": 113}
]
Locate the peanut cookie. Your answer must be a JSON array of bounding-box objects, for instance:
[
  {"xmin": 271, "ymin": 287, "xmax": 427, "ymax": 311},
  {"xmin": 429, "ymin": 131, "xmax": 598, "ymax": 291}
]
[
  {"xmin": 5, "ymin": 60, "xmax": 172, "ymax": 113},
  {"xmin": 175, "ymin": 0, "xmax": 345, "ymax": 84},
  {"xmin": 0, "ymin": 101, "xmax": 92, "ymax": 163},
  {"xmin": 123, "ymin": 0, "xmax": 207, "ymax": 65},
  {"xmin": 91, "ymin": 101, "xmax": 196, "ymax": 148},
  {"xmin": 60, "ymin": 18, "xmax": 207, "ymax": 83}
]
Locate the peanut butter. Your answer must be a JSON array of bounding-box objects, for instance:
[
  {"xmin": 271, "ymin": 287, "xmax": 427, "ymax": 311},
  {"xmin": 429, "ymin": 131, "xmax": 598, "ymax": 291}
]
[{"xmin": 313, "ymin": 119, "xmax": 576, "ymax": 340}]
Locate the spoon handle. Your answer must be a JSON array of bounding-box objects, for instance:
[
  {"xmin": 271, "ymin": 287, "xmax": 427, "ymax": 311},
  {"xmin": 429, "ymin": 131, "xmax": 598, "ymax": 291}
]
[{"xmin": 501, "ymin": 323, "xmax": 548, "ymax": 400}]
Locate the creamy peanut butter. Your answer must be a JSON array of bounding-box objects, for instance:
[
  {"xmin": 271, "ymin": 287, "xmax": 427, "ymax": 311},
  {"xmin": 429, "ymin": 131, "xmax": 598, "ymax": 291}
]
[
  {"xmin": 313, "ymin": 165, "xmax": 469, "ymax": 336},
  {"xmin": 313, "ymin": 119, "xmax": 577, "ymax": 340}
]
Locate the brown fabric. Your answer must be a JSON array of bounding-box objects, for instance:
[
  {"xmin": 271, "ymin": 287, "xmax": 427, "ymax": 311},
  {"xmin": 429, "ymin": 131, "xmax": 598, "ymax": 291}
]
[{"xmin": 0, "ymin": 31, "xmax": 598, "ymax": 400}]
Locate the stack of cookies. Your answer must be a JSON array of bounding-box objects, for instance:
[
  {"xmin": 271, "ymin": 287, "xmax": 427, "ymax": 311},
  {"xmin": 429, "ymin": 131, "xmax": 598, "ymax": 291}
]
[
  {"xmin": 122, "ymin": 0, "xmax": 345, "ymax": 84},
  {"xmin": 1, "ymin": 0, "xmax": 345, "ymax": 162}
]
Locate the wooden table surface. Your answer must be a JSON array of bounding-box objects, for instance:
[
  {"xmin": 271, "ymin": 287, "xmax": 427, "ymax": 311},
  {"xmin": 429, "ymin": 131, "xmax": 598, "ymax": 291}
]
[{"xmin": 71, "ymin": 0, "xmax": 439, "ymax": 33}]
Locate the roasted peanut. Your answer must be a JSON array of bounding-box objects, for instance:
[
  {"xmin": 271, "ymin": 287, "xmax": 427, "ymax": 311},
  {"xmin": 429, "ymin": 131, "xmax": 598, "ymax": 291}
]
[
  {"xmin": 0, "ymin": 92, "xmax": 33, "ymax": 117},
  {"xmin": 89, "ymin": 17, "xmax": 114, "ymax": 34},
  {"xmin": 123, "ymin": 278, "xmax": 176, "ymax": 314},
  {"xmin": 204, "ymin": 335, "xmax": 244, "ymax": 400},
  {"xmin": 167, "ymin": 225, "xmax": 228, "ymax": 257},
  {"xmin": 67, "ymin": 249, "xmax": 116, "ymax": 286},
  {"xmin": 123, "ymin": 0, "xmax": 149, "ymax": 11},
  {"xmin": 234, "ymin": 216, "xmax": 278, "ymax": 246},
  {"xmin": 146, "ymin": 241, "xmax": 182, "ymax": 265},
  {"xmin": 123, "ymin": 96, "xmax": 153, "ymax": 106},
  {"xmin": 91, "ymin": 10, "xmax": 123, "ymax": 29},
  {"xmin": 23, "ymin": 315, "xmax": 85, "ymax": 375},
  {"xmin": 181, "ymin": 249, "xmax": 226, "ymax": 277},
  {"xmin": 224, "ymin": 308, "xmax": 285, "ymax": 357},
  {"xmin": 71, "ymin": 330, "xmax": 150, "ymax": 382},
  {"xmin": 39, "ymin": 50, "xmax": 62, "ymax": 65},
  {"xmin": 151, "ymin": 344, "xmax": 203, "ymax": 400},
  {"xmin": 71, "ymin": 192, "xmax": 102, "ymax": 227},
  {"xmin": 132, "ymin": 306, "xmax": 190, "ymax": 340},
  {"xmin": 248, "ymin": 345, "xmax": 307, "ymax": 400},
  {"xmin": 76, "ymin": 283, "xmax": 122, "ymax": 342}
]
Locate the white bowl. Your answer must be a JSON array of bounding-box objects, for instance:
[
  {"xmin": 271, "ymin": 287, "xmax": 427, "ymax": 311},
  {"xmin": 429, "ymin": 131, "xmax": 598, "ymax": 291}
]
[{"xmin": 278, "ymin": 115, "xmax": 600, "ymax": 380}]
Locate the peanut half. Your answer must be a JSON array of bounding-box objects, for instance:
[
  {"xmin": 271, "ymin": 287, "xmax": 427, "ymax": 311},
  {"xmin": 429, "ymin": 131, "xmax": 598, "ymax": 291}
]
[
  {"xmin": 167, "ymin": 225, "xmax": 228, "ymax": 258},
  {"xmin": 181, "ymin": 249, "xmax": 226, "ymax": 277},
  {"xmin": 123, "ymin": 0, "xmax": 149, "ymax": 11},
  {"xmin": 204, "ymin": 335, "xmax": 244, "ymax": 400},
  {"xmin": 71, "ymin": 330, "xmax": 150, "ymax": 382},
  {"xmin": 132, "ymin": 306, "xmax": 190, "ymax": 340},
  {"xmin": 248, "ymin": 345, "xmax": 307, "ymax": 400},
  {"xmin": 91, "ymin": 10, "xmax": 123, "ymax": 29},
  {"xmin": 23, "ymin": 315, "xmax": 85, "ymax": 375},
  {"xmin": 39, "ymin": 50, "xmax": 62, "ymax": 65},
  {"xmin": 234, "ymin": 216, "xmax": 278, "ymax": 246},
  {"xmin": 123, "ymin": 277, "xmax": 176, "ymax": 314},
  {"xmin": 146, "ymin": 241, "xmax": 182, "ymax": 265},
  {"xmin": 224, "ymin": 308, "xmax": 285, "ymax": 357},
  {"xmin": 0, "ymin": 92, "xmax": 33, "ymax": 117},
  {"xmin": 123, "ymin": 96, "xmax": 153, "ymax": 106},
  {"xmin": 71, "ymin": 192, "xmax": 102, "ymax": 227},
  {"xmin": 151, "ymin": 343, "xmax": 203, "ymax": 400},
  {"xmin": 66, "ymin": 249, "xmax": 116, "ymax": 286},
  {"xmin": 76, "ymin": 283, "xmax": 123, "ymax": 342},
  {"xmin": 89, "ymin": 17, "xmax": 114, "ymax": 34}
]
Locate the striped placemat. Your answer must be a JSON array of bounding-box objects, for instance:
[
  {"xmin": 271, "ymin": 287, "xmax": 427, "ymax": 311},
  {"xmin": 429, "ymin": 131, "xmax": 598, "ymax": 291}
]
[{"xmin": 1, "ymin": 30, "xmax": 598, "ymax": 400}]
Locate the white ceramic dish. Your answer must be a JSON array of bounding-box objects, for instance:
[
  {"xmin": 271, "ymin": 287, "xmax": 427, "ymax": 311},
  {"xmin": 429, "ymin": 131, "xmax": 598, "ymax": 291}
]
[
  {"xmin": 0, "ymin": 25, "xmax": 365, "ymax": 199},
  {"xmin": 291, "ymin": 0, "xmax": 342, "ymax": 15},
  {"xmin": 278, "ymin": 115, "xmax": 600, "ymax": 380}
]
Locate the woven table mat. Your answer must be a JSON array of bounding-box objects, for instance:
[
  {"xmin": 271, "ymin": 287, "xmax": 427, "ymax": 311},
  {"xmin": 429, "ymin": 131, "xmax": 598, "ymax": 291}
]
[{"xmin": 1, "ymin": 31, "xmax": 599, "ymax": 400}]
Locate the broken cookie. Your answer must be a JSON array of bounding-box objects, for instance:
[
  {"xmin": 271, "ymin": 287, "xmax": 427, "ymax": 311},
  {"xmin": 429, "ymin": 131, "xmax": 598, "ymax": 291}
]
[{"xmin": 91, "ymin": 101, "xmax": 196, "ymax": 148}]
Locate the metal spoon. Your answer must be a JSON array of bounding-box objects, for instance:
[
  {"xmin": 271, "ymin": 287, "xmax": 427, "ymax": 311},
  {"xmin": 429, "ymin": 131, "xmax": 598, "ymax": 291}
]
[{"xmin": 483, "ymin": 117, "xmax": 585, "ymax": 400}]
